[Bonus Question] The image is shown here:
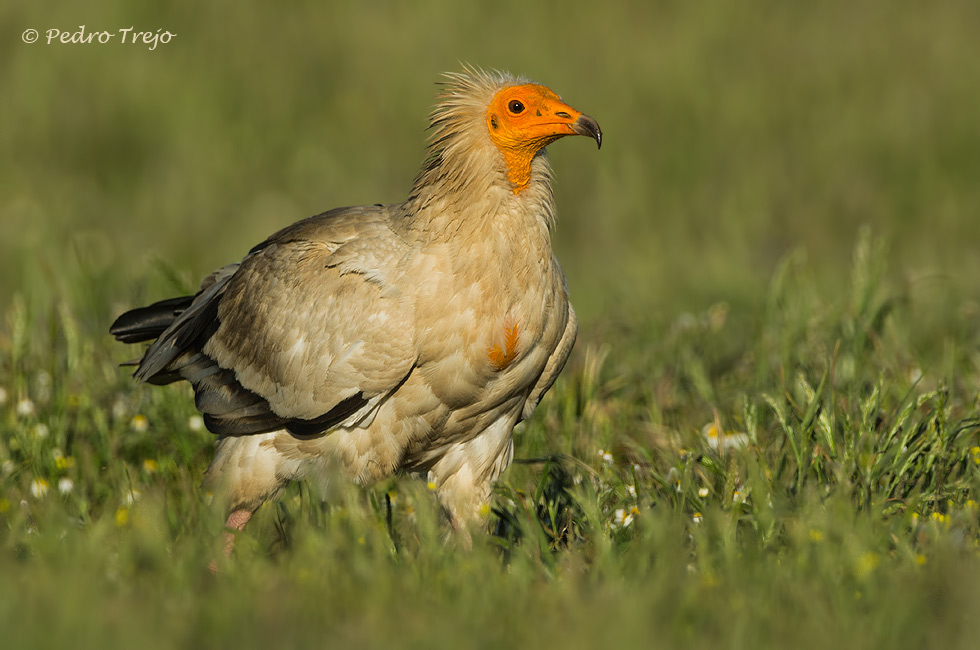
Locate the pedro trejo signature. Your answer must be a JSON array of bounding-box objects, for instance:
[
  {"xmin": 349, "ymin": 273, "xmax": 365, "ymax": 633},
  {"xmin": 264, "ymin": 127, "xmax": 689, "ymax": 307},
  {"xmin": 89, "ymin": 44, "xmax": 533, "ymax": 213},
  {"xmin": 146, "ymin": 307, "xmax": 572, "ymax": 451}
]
[{"xmin": 25, "ymin": 25, "xmax": 176, "ymax": 50}]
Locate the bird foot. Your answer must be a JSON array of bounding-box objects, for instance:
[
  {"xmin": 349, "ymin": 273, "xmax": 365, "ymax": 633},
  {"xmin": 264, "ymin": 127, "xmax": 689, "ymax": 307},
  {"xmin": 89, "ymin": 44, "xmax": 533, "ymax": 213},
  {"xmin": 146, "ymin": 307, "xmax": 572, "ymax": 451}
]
[{"xmin": 208, "ymin": 508, "xmax": 255, "ymax": 574}]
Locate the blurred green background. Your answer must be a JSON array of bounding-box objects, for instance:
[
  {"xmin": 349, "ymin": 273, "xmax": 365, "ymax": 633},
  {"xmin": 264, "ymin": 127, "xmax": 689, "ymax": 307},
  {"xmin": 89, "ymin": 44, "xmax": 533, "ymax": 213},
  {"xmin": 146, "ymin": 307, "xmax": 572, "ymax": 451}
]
[
  {"xmin": 4, "ymin": 3, "xmax": 980, "ymax": 647},
  {"xmin": 3, "ymin": 0, "xmax": 978, "ymax": 348}
]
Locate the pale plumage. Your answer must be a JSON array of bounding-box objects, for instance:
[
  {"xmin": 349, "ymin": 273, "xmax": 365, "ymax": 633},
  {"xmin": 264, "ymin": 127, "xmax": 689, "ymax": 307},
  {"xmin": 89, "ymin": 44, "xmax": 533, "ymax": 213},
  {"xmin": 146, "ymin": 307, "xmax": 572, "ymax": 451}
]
[{"xmin": 111, "ymin": 67, "xmax": 601, "ymax": 544}]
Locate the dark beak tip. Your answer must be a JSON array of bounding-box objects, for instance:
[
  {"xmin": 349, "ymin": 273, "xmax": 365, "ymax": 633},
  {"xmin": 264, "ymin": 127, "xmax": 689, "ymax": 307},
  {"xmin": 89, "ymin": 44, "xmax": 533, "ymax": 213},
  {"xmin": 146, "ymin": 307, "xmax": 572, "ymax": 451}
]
[{"xmin": 572, "ymin": 114, "xmax": 602, "ymax": 150}]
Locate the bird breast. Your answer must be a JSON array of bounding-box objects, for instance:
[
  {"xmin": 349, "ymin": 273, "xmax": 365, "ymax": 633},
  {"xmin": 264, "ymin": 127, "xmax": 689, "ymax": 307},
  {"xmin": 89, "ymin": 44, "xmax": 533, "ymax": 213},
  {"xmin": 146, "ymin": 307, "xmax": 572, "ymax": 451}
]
[{"xmin": 408, "ymin": 226, "xmax": 566, "ymax": 413}]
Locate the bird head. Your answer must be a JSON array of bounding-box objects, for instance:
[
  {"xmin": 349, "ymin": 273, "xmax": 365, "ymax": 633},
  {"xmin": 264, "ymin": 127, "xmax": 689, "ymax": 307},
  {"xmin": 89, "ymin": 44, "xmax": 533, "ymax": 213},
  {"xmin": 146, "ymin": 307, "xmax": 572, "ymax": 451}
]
[
  {"xmin": 485, "ymin": 83, "xmax": 602, "ymax": 192},
  {"xmin": 416, "ymin": 68, "xmax": 602, "ymax": 200}
]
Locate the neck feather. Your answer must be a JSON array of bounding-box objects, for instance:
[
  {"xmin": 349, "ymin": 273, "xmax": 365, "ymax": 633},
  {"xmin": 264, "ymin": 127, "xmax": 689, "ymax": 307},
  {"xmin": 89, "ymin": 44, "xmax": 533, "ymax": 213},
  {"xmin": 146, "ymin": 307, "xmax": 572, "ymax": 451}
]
[{"xmin": 405, "ymin": 69, "xmax": 558, "ymax": 235}]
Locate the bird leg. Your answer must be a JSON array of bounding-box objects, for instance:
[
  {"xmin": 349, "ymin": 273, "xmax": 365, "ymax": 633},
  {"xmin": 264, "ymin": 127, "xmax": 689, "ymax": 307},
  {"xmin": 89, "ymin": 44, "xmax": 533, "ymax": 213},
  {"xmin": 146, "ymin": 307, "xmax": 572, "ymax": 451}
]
[
  {"xmin": 208, "ymin": 508, "xmax": 255, "ymax": 574},
  {"xmin": 222, "ymin": 508, "xmax": 254, "ymax": 556},
  {"xmin": 447, "ymin": 510, "xmax": 474, "ymax": 551}
]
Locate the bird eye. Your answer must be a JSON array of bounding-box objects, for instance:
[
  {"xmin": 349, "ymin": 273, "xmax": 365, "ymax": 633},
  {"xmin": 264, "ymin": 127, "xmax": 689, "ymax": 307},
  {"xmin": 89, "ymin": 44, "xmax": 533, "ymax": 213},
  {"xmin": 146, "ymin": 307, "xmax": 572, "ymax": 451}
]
[{"xmin": 507, "ymin": 99, "xmax": 525, "ymax": 114}]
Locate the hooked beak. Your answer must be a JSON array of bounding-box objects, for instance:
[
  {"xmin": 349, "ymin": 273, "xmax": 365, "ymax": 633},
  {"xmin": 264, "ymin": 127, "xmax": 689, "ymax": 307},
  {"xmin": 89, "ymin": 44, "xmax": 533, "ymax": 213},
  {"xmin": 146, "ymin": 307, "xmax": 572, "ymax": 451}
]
[{"xmin": 570, "ymin": 114, "xmax": 602, "ymax": 149}]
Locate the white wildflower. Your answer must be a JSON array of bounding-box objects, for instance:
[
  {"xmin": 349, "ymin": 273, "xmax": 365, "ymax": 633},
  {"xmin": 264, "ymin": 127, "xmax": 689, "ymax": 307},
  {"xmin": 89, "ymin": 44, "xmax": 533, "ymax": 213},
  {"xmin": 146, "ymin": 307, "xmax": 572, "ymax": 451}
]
[
  {"xmin": 58, "ymin": 477, "xmax": 74, "ymax": 495},
  {"xmin": 674, "ymin": 312, "xmax": 697, "ymax": 332},
  {"xmin": 613, "ymin": 507, "xmax": 635, "ymax": 528},
  {"xmin": 30, "ymin": 478, "xmax": 49, "ymax": 498},
  {"xmin": 701, "ymin": 423, "xmax": 749, "ymax": 451},
  {"xmin": 16, "ymin": 398, "xmax": 36, "ymax": 417},
  {"xmin": 626, "ymin": 484, "xmax": 637, "ymax": 498},
  {"xmin": 125, "ymin": 490, "xmax": 141, "ymax": 506},
  {"xmin": 188, "ymin": 415, "xmax": 204, "ymax": 431},
  {"xmin": 32, "ymin": 423, "xmax": 49, "ymax": 439},
  {"xmin": 698, "ymin": 487, "xmax": 710, "ymax": 498},
  {"xmin": 597, "ymin": 448, "xmax": 614, "ymax": 466},
  {"xmin": 35, "ymin": 371, "xmax": 52, "ymax": 403}
]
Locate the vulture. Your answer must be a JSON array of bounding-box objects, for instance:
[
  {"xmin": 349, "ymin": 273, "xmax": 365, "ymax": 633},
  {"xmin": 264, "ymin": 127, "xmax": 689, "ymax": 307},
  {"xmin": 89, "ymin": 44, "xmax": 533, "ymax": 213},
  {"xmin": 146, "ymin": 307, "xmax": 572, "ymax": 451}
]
[{"xmin": 111, "ymin": 67, "xmax": 601, "ymax": 545}]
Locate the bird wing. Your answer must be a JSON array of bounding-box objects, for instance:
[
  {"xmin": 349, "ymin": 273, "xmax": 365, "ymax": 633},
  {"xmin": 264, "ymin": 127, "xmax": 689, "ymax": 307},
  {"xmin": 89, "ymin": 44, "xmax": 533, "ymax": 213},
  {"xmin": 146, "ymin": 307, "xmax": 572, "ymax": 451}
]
[
  {"xmin": 522, "ymin": 291, "xmax": 577, "ymax": 422},
  {"xmin": 130, "ymin": 205, "xmax": 418, "ymax": 436}
]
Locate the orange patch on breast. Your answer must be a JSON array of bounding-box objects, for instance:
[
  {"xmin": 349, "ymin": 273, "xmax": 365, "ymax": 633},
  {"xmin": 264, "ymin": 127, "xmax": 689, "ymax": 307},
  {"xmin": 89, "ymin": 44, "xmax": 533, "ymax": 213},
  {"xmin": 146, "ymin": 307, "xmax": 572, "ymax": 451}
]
[{"xmin": 488, "ymin": 323, "xmax": 520, "ymax": 371}]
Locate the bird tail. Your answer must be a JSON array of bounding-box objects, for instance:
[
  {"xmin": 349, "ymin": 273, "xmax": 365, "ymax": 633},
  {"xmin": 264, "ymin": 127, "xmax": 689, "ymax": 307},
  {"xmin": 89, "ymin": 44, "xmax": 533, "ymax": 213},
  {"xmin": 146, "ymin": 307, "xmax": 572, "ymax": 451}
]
[{"xmin": 109, "ymin": 296, "xmax": 194, "ymax": 344}]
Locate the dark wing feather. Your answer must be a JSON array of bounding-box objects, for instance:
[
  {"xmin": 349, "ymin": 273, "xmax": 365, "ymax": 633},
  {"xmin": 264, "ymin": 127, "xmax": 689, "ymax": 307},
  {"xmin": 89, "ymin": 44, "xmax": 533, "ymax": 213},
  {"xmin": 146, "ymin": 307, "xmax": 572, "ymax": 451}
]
[
  {"xmin": 131, "ymin": 264, "xmax": 238, "ymax": 381},
  {"xmin": 109, "ymin": 296, "xmax": 194, "ymax": 344},
  {"xmin": 284, "ymin": 394, "xmax": 370, "ymax": 437}
]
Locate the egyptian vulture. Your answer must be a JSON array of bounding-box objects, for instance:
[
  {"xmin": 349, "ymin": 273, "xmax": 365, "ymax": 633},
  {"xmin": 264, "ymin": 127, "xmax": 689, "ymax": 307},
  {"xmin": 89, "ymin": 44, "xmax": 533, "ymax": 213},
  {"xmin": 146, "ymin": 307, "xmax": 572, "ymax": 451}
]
[{"xmin": 111, "ymin": 67, "xmax": 601, "ymax": 546}]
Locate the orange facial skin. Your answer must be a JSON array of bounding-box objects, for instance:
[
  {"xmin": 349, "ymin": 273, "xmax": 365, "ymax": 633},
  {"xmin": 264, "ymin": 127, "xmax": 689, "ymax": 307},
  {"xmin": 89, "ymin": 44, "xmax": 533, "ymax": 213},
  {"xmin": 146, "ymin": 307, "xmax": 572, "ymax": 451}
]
[{"xmin": 486, "ymin": 84, "xmax": 601, "ymax": 192}]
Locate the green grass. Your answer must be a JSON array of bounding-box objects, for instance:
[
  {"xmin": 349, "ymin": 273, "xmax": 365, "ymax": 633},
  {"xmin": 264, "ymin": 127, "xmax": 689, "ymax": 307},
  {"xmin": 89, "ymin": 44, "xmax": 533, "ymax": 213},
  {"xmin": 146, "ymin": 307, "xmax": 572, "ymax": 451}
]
[{"xmin": 4, "ymin": 1, "xmax": 980, "ymax": 647}]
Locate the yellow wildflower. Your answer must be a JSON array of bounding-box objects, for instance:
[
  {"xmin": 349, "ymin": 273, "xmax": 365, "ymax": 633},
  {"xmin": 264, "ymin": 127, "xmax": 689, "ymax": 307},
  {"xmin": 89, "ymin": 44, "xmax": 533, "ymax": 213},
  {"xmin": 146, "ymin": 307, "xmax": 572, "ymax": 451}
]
[{"xmin": 856, "ymin": 551, "xmax": 879, "ymax": 578}]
